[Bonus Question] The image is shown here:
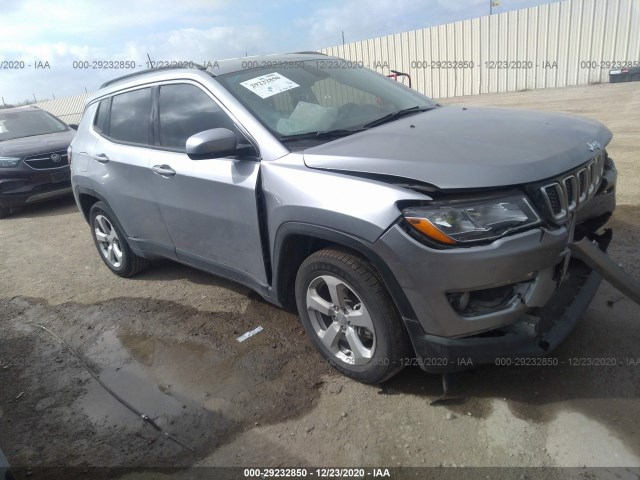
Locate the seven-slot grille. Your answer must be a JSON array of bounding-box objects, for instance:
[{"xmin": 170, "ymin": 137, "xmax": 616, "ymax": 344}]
[
  {"xmin": 23, "ymin": 150, "xmax": 69, "ymax": 170},
  {"xmin": 539, "ymin": 151, "xmax": 606, "ymax": 223}
]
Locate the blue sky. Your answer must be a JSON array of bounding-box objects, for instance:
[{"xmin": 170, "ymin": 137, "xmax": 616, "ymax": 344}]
[{"xmin": 0, "ymin": 0, "xmax": 560, "ymax": 105}]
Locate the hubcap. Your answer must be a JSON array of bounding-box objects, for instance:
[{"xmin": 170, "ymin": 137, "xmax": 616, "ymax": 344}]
[
  {"xmin": 306, "ymin": 275, "xmax": 376, "ymax": 365},
  {"xmin": 94, "ymin": 214, "xmax": 123, "ymax": 268}
]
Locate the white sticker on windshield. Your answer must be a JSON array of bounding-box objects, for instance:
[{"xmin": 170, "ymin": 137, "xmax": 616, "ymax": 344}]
[{"xmin": 240, "ymin": 72, "xmax": 299, "ymax": 99}]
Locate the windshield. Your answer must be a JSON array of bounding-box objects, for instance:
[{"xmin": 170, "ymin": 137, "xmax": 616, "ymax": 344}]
[
  {"xmin": 0, "ymin": 110, "xmax": 69, "ymax": 141},
  {"xmin": 216, "ymin": 60, "xmax": 437, "ymax": 140}
]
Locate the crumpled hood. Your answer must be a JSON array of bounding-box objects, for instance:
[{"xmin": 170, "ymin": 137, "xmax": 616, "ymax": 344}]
[
  {"xmin": 0, "ymin": 130, "xmax": 76, "ymax": 158},
  {"xmin": 303, "ymin": 106, "xmax": 612, "ymax": 190}
]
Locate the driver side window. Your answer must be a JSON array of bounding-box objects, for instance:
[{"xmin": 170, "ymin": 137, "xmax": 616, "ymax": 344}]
[{"xmin": 158, "ymin": 84, "xmax": 237, "ymax": 150}]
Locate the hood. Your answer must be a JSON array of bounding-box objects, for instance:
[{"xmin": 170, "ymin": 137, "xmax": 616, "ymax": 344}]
[
  {"xmin": 0, "ymin": 130, "xmax": 76, "ymax": 158},
  {"xmin": 303, "ymin": 106, "xmax": 612, "ymax": 190}
]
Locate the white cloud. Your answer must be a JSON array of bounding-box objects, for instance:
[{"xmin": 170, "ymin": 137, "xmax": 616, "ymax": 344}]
[
  {"xmin": 1, "ymin": 42, "xmax": 98, "ymax": 63},
  {"xmin": 166, "ymin": 26, "xmax": 267, "ymax": 58},
  {"xmin": 0, "ymin": 0, "xmax": 560, "ymax": 104},
  {"xmin": 0, "ymin": 0, "xmax": 232, "ymax": 41},
  {"xmin": 303, "ymin": 0, "xmax": 438, "ymax": 47},
  {"xmin": 115, "ymin": 26, "xmax": 269, "ymax": 64}
]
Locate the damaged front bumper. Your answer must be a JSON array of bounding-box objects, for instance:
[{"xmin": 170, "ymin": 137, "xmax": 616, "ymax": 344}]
[
  {"xmin": 372, "ymin": 160, "xmax": 640, "ymax": 373},
  {"xmin": 403, "ymin": 250, "xmax": 604, "ymax": 373},
  {"xmin": 402, "ymin": 228, "xmax": 640, "ymax": 373}
]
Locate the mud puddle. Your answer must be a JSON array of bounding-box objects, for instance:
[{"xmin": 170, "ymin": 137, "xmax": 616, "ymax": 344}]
[
  {"xmin": 0, "ymin": 296, "xmax": 332, "ymax": 472},
  {"xmin": 78, "ymin": 327, "xmax": 283, "ymax": 430}
]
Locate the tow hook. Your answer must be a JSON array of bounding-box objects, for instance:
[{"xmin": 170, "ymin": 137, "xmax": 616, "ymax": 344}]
[{"xmin": 569, "ymin": 229, "xmax": 640, "ymax": 305}]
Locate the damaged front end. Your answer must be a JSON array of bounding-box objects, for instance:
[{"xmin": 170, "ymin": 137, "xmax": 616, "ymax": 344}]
[{"xmin": 375, "ymin": 153, "xmax": 640, "ymax": 374}]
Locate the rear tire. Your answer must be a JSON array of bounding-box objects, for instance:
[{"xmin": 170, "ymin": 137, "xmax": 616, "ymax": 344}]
[
  {"xmin": 295, "ymin": 248, "xmax": 410, "ymax": 384},
  {"xmin": 89, "ymin": 201, "xmax": 149, "ymax": 277},
  {"xmin": 0, "ymin": 206, "xmax": 10, "ymax": 219}
]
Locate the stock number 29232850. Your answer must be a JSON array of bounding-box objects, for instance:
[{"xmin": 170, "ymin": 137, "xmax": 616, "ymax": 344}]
[{"xmin": 72, "ymin": 60, "xmax": 137, "ymax": 69}]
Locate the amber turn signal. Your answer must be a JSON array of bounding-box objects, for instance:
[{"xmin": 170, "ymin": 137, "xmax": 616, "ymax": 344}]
[{"xmin": 405, "ymin": 217, "xmax": 456, "ymax": 245}]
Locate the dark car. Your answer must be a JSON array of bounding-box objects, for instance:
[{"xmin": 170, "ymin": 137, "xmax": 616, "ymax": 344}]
[
  {"xmin": 0, "ymin": 106, "xmax": 75, "ymax": 218},
  {"xmin": 609, "ymin": 65, "xmax": 640, "ymax": 83}
]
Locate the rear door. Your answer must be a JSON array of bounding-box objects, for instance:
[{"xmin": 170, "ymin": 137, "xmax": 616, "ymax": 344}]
[
  {"xmin": 89, "ymin": 88, "xmax": 176, "ymax": 257},
  {"xmin": 148, "ymin": 82, "xmax": 267, "ymax": 286}
]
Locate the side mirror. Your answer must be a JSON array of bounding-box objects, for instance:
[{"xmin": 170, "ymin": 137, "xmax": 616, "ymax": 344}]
[{"xmin": 186, "ymin": 128, "xmax": 253, "ymax": 159}]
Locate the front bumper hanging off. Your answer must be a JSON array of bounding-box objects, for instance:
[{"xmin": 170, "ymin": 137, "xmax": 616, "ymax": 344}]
[
  {"xmin": 405, "ymin": 229, "xmax": 640, "ymax": 373},
  {"xmin": 569, "ymin": 236, "xmax": 640, "ymax": 305}
]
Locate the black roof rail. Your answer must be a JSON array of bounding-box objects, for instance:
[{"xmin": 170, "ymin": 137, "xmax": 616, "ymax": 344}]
[
  {"xmin": 291, "ymin": 51, "xmax": 327, "ymax": 55},
  {"xmin": 99, "ymin": 63, "xmax": 207, "ymax": 89}
]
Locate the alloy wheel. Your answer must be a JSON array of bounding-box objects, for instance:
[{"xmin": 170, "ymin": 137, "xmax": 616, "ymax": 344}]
[
  {"xmin": 306, "ymin": 275, "xmax": 376, "ymax": 365},
  {"xmin": 94, "ymin": 214, "xmax": 123, "ymax": 269}
]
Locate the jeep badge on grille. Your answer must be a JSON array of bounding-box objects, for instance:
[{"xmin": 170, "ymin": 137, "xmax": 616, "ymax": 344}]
[{"xmin": 586, "ymin": 141, "xmax": 602, "ymax": 152}]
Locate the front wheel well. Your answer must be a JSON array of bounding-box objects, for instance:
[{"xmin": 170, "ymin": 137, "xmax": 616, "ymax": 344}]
[
  {"xmin": 273, "ymin": 231, "xmax": 416, "ymax": 324},
  {"xmin": 275, "ymin": 234, "xmax": 333, "ymax": 312}
]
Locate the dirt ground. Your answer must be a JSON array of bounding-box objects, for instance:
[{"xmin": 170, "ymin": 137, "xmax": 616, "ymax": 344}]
[{"xmin": 1, "ymin": 82, "xmax": 640, "ymax": 479}]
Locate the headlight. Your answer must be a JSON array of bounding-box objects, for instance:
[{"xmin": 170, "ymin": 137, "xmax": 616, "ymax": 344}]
[
  {"xmin": 403, "ymin": 194, "xmax": 541, "ymax": 246},
  {"xmin": 0, "ymin": 157, "xmax": 21, "ymax": 168}
]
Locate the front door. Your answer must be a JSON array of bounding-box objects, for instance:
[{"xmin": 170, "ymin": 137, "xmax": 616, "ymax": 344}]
[{"xmin": 149, "ymin": 82, "xmax": 268, "ymax": 286}]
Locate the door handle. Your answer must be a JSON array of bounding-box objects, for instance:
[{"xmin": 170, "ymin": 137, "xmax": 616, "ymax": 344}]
[
  {"xmin": 92, "ymin": 153, "xmax": 110, "ymax": 163},
  {"xmin": 152, "ymin": 164, "xmax": 176, "ymax": 177}
]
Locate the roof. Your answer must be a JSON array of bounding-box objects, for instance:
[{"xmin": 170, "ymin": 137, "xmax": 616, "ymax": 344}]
[{"xmin": 93, "ymin": 53, "xmax": 333, "ymax": 98}]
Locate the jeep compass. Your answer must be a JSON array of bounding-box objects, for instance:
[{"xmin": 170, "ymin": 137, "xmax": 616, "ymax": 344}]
[{"xmin": 69, "ymin": 53, "xmax": 639, "ymax": 383}]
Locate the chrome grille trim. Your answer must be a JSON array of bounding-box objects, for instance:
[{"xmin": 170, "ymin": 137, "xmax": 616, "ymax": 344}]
[
  {"xmin": 539, "ymin": 153, "xmax": 605, "ymax": 224},
  {"xmin": 23, "ymin": 150, "xmax": 69, "ymax": 170},
  {"xmin": 563, "ymin": 175, "xmax": 578, "ymax": 211},
  {"xmin": 577, "ymin": 168, "xmax": 589, "ymax": 202}
]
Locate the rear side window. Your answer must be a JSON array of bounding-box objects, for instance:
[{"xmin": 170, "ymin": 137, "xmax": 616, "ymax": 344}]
[
  {"xmin": 94, "ymin": 99, "xmax": 109, "ymax": 133},
  {"xmin": 108, "ymin": 88, "xmax": 152, "ymax": 144},
  {"xmin": 158, "ymin": 84, "xmax": 235, "ymax": 150}
]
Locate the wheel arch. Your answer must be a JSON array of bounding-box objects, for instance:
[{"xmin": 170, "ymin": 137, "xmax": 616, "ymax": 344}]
[
  {"xmin": 75, "ymin": 186, "xmax": 103, "ymax": 224},
  {"xmin": 272, "ymin": 222, "xmax": 417, "ymax": 323},
  {"xmin": 75, "ymin": 188, "xmax": 133, "ymax": 245}
]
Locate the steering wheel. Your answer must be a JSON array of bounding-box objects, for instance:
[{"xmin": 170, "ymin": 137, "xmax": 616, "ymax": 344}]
[{"xmin": 337, "ymin": 103, "xmax": 360, "ymax": 122}]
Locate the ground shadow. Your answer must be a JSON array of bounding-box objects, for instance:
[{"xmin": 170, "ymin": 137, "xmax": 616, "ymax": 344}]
[{"xmin": 5, "ymin": 195, "xmax": 77, "ymax": 219}]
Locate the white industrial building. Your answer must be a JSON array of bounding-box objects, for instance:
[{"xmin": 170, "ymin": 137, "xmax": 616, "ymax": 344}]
[
  {"xmin": 320, "ymin": 0, "xmax": 640, "ymax": 98},
  {"xmin": 33, "ymin": 0, "xmax": 639, "ymax": 122}
]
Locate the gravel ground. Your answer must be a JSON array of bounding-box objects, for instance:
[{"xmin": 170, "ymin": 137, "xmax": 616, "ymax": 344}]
[{"xmin": 1, "ymin": 82, "xmax": 639, "ymax": 479}]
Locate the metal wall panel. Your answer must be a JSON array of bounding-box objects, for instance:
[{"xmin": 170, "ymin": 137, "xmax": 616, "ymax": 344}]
[
  {"xmin": 320, "ymin": 0, "xmax": 640, "ymax": 98},
  {"xmin": 35, "ymin": 92, "xmax": 93, "ymax": 125}
]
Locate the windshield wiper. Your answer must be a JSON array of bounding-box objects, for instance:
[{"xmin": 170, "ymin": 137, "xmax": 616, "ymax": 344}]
[
  {"xmin": 362, "ymin": 106, "xmax": 435, "ymax": 129},
  {"xmin": 278, "ymin": 128, "xmax": 365, "ymax": 142}
]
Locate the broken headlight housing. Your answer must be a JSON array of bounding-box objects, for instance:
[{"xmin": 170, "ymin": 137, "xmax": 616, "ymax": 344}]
[{"xmin": 403, "ymin": 194, "xmax": 541, "ymax": 246}]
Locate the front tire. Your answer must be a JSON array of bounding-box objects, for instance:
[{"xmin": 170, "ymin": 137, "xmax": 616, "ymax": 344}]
[
  {"xmin": 295, "ymin": 248, "xmax": 410, "ymax": 384},
  {"xmin": 0, "ymin": 206, "xmax": 10, "ymax": 219},
  {"xmin": 89, "ymin": 201, "xmax": 149, "ymax": 277}
]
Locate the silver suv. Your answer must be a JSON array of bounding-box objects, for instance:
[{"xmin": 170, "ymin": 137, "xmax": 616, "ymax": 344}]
[{"xmin": 70, "ymin": 53, "xmax": 635, "ymax": 384}]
